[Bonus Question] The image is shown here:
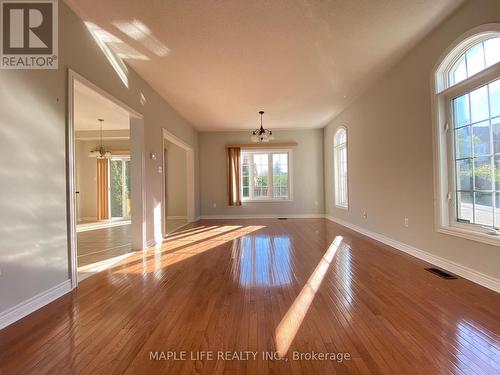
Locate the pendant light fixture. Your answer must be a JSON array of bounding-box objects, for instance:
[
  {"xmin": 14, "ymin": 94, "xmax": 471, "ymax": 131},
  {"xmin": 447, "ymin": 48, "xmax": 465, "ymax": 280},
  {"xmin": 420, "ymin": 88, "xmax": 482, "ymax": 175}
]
[
  {"xmin": 251, "ymin": 111, "xmax": 274, "ymax": 142},
  {"xmin": 88, "ymin": 119, "xmax": 112, "ymax": 159}
]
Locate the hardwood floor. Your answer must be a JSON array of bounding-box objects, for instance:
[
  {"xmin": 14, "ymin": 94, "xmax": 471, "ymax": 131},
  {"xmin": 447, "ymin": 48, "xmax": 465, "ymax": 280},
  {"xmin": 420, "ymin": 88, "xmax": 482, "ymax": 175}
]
[
  {"xmin": 0, "ymin": 219, "xmax": 499, "ymax": 374},
  {"xmin": 77, "ymin": 224, "xmax": 132, "ymax": 268},
  {"xmin": 165, "ymin": 218, "xmax": 189, "ymax": 234}
]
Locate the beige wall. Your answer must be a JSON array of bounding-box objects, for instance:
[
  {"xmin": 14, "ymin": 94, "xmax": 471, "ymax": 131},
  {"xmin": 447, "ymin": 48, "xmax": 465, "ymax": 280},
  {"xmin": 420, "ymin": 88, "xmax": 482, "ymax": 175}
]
[
  {"xmin": 199, "ymin": 129, "xmax": 324, "ymax": 217},
  {"xmin": 75, "ymin": 139, "xmax": 130, "ymax": 220},
  {"xmin": 164, "ymin": 140, "xmax": 187, "ymax": 218},
  {"xmin": 0, "ymin": 1, "xmax": 199, "ymax": 315},
  {"xmin": 324, "ymin": 0, "xmax": 500, "ymax": 280}
]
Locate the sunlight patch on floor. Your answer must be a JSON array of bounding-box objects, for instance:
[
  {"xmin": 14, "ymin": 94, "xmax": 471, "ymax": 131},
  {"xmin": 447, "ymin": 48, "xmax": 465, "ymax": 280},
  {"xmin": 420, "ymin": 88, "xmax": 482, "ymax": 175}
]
[
  {"xmin": 112, "ymin": 225, "xmax": 266, "ymax": 274},
  {"xmin": 76, "ymin": 219, "xmax": 130, "ymax": 232},
  {"xmin": 275, "ymin": 235, "xmax": 344, "ymax": 357},
  {"xmin": 78, "ymin": 251, "xmax": 137, "ymax": 281}
]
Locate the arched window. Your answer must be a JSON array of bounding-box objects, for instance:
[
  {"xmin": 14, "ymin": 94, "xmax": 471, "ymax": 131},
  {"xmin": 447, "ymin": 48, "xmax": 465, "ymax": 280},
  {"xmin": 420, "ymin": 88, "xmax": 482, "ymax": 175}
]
[
  {"xmin": 433, "ymin": 25, "xmax": 500, "ymax": 244},
  {"xmin": 334, "ymin": 127, "xmax": 348, "ymax": 208}
]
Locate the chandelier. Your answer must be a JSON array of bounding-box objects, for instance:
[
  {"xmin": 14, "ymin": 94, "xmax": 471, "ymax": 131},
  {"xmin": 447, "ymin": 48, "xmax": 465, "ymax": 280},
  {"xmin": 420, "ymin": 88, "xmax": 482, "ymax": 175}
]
[
  {"xmin": 88, "ymin": 119, "xmax": 112, "ymax": 159},
  {"xmin": 251, "ymin": 111, "xmax": 274, "ymax": 142}
]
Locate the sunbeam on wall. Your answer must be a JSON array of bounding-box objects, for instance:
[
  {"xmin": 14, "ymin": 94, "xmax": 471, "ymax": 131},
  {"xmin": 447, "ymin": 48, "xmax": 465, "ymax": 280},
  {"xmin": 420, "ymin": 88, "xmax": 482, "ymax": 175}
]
[
  {"xmin": 84, "ymin": 22, "xmax": 149, "ymax": 87},
  {"xmin": 154, "ymin": 202, "xmax": 163, "ymax": 244},
  {"xmin": 275, "ymin": 235, "xmax": 344, "ymax": 358}
]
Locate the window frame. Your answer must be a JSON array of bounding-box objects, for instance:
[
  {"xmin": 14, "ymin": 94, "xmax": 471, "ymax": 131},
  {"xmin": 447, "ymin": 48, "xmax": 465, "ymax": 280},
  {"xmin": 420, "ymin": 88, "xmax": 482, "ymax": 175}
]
[
  {"xmin": 432, "ymin": 24, "xmax": 500, "ymax": 246},
  {"xmin": 109, "ymin": 155, "xmax": 131, "ymax": 219},
  {"xmin": 240, "ymin": 149, "xmax": 293, "ymax": 203},
  {"xmin": 334, "ymin": 127, "xmax": 349, "ymax": 209}
]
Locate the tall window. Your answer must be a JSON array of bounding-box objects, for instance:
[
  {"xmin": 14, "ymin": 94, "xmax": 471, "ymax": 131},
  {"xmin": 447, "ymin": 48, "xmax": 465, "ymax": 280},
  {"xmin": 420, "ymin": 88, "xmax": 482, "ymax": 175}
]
[
  {"xmin": 110, "ymin": 157, "xmax": 131, "ymax": 218},
  {"xmin": 334, "ymin": 127, "xmax": 348, "ymax": 208},
  {"xmin": 434, "ymin": 27, "xmax": 500, "ymax": 243},
  {"xmin": 241, "ymin": 150, "xmax": 292, "ymax": 201}
]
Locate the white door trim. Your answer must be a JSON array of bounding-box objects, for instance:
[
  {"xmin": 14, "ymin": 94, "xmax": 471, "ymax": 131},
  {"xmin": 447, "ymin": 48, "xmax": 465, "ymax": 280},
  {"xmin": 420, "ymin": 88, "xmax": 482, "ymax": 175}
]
[
  {"xmin": 161, "ymin": 128, "xmax": 196, "ymax": 237},
  {"xmin": 67, "ymin": 69, "xmax": 145, "ymax": 289}
]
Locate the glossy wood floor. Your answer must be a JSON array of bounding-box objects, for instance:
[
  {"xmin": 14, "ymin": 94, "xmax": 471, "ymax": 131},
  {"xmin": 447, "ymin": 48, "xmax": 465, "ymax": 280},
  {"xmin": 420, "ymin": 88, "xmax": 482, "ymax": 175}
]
[
  {"xmin": 165, "ymin": 218, "xmax": 189, "ymax": 234},
  {"xmin": 1, "ymin": 219, "xmax": 499, "ymax": 375},
  {"xmin": 77, "ymin": 224, "xmax": 132, "ymax": 267}
]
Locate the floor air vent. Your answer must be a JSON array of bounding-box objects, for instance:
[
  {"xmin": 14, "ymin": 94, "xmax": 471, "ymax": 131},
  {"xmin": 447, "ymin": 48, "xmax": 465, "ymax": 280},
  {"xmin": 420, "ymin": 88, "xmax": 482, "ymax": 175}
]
[
  {"xmin": 425, "ymin": 268, "xmax": 457, "ymax": 279},
  {"xmin": 278, "ymin": 218, "xmax": 288, "ymax": 220}
]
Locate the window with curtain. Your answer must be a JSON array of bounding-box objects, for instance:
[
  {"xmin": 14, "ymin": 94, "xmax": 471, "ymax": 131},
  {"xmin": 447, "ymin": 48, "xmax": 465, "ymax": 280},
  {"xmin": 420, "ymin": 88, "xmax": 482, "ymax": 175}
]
[
  {"xmin": 434, "ymin": 28, "xmax": 500, "ymax": 243},
  {"xmin": 240, "ymin": 150, "xmax": 292, "ymax": 201},
  {"xmin": 334, "ymin": 127, "xmax": 348, "ymax": 208}
]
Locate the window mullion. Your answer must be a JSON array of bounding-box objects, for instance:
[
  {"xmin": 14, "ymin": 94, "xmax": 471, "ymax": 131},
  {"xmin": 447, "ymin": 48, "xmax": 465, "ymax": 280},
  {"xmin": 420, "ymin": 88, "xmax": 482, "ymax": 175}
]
[
  {"xmin": 242, "ymin": 150, "xmax": 291, "ymax": 201},
  {"xmin": 464, "ymin": 52, "xmax": 469, "ymax": 78},
  {"xmin": 482, "ymin": 41, "xmax": 487, "ymax": 69},
  {"xmin": 334, "ymin": 145, "xmax": 339, "ymax": 205},
  {"xmin": 268, "ymin": 153, "xmax": 273, "ymax": 199},
  {"xmin": 240, "ymin": 156, "xmax": 244, "ymax": 200},
  {"xmin": 487, "ymin": 83, "xmax": 496, "ymax": 227},
  {"xmin": 468, "ymin": 92, "xmax": 477, "ymax": 224},
  {"xmin": 450, "ymin": 97, "xmax": 460, "ymax": 223},
  {"xmin": 343, "ymin": 144, "xmax": 346, "ymax": 204},
  {"xmin": 339, "ymin": 146, "xmax": 343, "ymax": 204},
  {"xmin": 249, "ymin": 154, "xmax": 254, "ymax": 200}
]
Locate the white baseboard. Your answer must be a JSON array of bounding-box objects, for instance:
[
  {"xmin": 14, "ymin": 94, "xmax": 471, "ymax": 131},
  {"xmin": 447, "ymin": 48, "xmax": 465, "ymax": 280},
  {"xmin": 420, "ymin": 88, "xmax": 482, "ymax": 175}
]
[
  {"xmin": 325, "ymin": 215, "xmax": 500, "ymax": 293},
  {"xmin": 166, "ymin": 215, "xmax": 187, "ymax": 220},
  {"xmin": 200, "ymin": 214, "xmax": 325, "ymax": 219},
  {"xmin": 0, "ymin": 279, "xmax": 72, "ymax": 330}
]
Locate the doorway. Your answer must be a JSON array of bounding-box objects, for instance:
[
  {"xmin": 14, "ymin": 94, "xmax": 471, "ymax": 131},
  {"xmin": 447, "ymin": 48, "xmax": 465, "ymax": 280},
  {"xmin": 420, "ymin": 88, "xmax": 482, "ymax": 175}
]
[
  {"xmin": 162, "ymin": 129, "xmax": 195, "ymax": 236},
  {"xmin": 68, "ymin": 70, "xmax": 145, "ymax": 285}
]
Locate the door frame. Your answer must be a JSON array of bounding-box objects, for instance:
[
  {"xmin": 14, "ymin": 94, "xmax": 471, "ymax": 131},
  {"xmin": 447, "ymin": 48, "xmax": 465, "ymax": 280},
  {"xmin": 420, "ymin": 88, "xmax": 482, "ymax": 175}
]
[
  {"xmin": 161, "ymin": 128, "xmax": 195, "ymax": 237},
  {"xmin": 67, "ymin": 69, "xmax": 145, "ymax": 288}
]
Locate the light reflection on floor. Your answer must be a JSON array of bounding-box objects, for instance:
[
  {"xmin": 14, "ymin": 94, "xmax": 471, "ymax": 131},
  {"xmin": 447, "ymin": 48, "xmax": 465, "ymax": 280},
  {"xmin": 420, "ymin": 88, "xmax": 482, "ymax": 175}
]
[
  {"xmin": 3, "ymin": 219, "xmax": 499, "ymax": 374},
  {"xmin": 233, "ymin": 235, "xmax": 292, "ymax": 287},
  {"xmin": 76, "ymin": 221, "xmax": 499, "ymax": 373},
  {"xmin": 334, "ymin": 246, "xmax": 353, "ymax": 305},
  {"xmin": 112, "ymin": 224, "xmax": 265, "ymax": 275},
  {"xmin": 455, "ymin": 319, "xmax": 500, "ymax": 372}
]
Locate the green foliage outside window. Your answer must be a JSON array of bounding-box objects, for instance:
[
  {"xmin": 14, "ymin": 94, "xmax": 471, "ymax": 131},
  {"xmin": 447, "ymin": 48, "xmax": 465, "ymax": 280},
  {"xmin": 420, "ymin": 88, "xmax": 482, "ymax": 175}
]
[{"xmin": 110, "ymin": 160, "xmax": 123, "ymax": 217}]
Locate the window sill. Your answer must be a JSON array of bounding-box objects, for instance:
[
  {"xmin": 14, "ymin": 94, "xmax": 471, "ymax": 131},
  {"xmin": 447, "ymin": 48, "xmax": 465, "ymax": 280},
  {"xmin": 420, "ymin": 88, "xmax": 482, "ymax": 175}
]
[
  {"xmin": 242, "ymin": 199, "xmax": 293, "ymax": 203},
  {"xmin": 438, "ymin": 224, "xmax": 500, "ymax": 247},
  {"xmin": 334, "ymin": 204, "xmax": 348, "ymax": 210}
]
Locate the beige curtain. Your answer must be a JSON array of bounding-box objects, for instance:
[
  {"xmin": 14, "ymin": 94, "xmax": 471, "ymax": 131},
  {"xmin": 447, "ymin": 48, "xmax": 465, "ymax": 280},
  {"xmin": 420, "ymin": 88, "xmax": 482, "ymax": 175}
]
[
  {"xmin": 227, "ymin": 147, "xmax": 241, "ymax": 206},
  {"xmin": 97, "ymin": 158, "xmax": 109, "ymax": 220}
]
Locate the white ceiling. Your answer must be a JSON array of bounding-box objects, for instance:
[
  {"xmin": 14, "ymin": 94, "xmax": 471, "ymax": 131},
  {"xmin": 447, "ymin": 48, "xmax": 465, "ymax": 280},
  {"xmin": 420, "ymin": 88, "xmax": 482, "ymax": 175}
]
[
  {"xmin": 67, "ymin": 0, "xmax": 464, "ymax": 131},
  {"xmin": 74, "ymin": 79, "xmax": 130, "ymax": 131}
]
